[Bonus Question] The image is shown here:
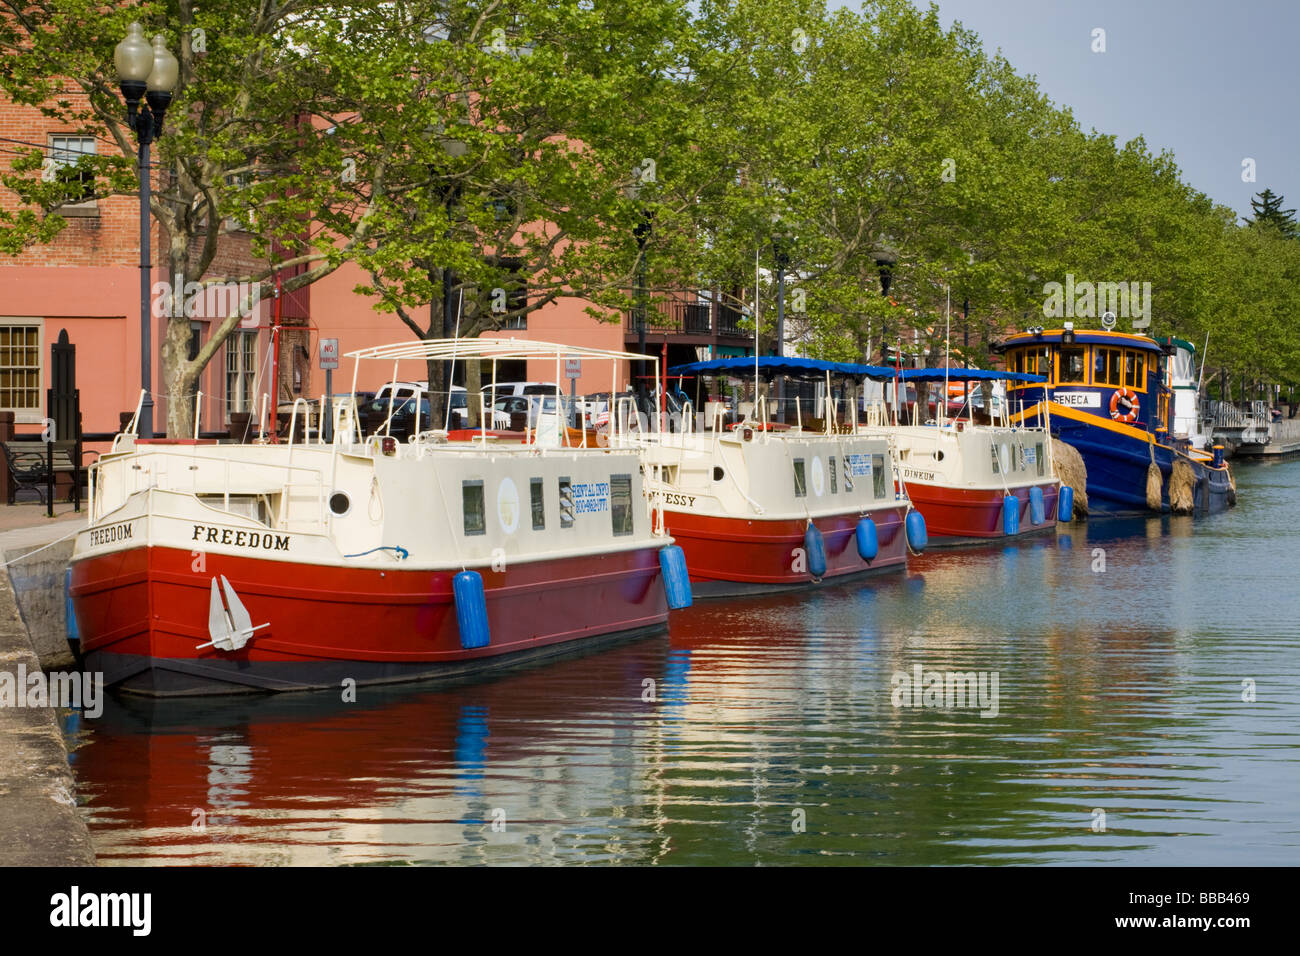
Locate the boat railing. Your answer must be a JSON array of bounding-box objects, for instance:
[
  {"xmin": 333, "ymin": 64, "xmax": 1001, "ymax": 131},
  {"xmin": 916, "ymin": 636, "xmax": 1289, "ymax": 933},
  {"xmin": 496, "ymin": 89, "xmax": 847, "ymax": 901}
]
[{"xmin": 109, "ymin": 389, "xmax": 147, "ymax": 453}]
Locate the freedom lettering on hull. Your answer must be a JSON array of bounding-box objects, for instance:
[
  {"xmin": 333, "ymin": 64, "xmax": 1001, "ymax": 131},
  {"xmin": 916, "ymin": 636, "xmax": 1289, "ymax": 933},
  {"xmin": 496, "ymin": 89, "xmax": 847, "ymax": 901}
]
[
  {"xmin": 191, "ymin": 524, "xmax": 291, "ymax": 551},
  {"xmin": 88, "ymin": 522, "xmax": 134, "ymax": 547}
]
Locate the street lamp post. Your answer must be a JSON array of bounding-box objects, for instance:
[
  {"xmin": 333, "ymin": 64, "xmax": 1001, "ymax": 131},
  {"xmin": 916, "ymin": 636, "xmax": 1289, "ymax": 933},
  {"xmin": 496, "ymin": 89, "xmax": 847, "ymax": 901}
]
[
  {"xmin": 871, "ymin": 246, "xmax": 898, "ymax": 363},
  {"xmin": 115, "ymin": 23, "xmax": 178, "ymax": 440}
]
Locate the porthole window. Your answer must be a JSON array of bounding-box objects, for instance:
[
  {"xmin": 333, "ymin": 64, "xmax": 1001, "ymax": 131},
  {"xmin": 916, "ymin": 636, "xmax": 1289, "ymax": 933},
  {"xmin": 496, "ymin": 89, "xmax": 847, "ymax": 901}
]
[
  {"xmin": 934, "ymin": 450, "xmax": 944, "ymax": 462},
  {"xmin": 329, "ymin": 492, "xmax": 351, "ymax": 516},
  {"xmin": 713, "ymin": 466, "xmax": 724, "ymax": 482}
]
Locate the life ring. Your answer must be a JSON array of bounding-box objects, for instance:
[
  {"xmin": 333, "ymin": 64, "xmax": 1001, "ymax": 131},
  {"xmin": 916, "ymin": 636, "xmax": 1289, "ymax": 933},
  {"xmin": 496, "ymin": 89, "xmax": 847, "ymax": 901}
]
[{"xmin": 1109, "ymin": 388, "xmax": 1139, "ymax": 423}]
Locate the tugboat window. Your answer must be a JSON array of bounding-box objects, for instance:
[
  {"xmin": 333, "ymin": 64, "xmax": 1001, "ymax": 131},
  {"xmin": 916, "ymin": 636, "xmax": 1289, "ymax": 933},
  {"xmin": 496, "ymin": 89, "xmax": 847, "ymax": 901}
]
[
  {"xmin": 872, "ymin": 454, "xmax": 886, "ymax": 498},
  {"xmin": 842, "ymin": 457, "xmax": 854, "ymax": 491},
  {"xmin": 793, "ymin": 459, "xmax": 807, "ymax": 497},
  {"xmin": 1036, "ymin": 443, "xmax": 1045, "ymax": 476},
  {"xmin": 558, "ymin": 477, "xmax": 575, "ymax": 528},
  {"xmin": 1124, "ymin": 351, "xmax": 1146, "ymax": 389},
  {"xmin": 530, "ymin": 477, "xmax": 545, "ymax": 530},
  {"xmin": 829, "ymin": 456, "xmax": 838, "ymax": 494},
  {"xmin": 610, "ymin": 474, "xmax": 633, "ymax": 536},
  {"xmin": 991, "ymin": 442, "xmax": 1000, "ymax": 474},
  {"xmin": 1094, "ymin": 347, "xmax": 1123, "ymax": 386},
  {"xmin": 329, "ymin": 492, "xmax": 350, "ymax": 516},
  {"xmin": 1059, "ymin": 348, "xmax": 1087, "ymax": 383},
  {"xmin": 462, "ymin": 480, "xmax": 486, "ymax": 535}
]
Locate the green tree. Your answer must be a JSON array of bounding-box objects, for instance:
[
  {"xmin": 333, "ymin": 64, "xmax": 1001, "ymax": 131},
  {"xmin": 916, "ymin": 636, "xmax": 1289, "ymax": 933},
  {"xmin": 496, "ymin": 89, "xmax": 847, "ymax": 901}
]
[
  {"xmin": 1247, "ymin": 188, "xmax": 1297, "ymax": 238},
  {"xmin": 0, "ymin": 0, "xmax": 398, "ymax": 436}
]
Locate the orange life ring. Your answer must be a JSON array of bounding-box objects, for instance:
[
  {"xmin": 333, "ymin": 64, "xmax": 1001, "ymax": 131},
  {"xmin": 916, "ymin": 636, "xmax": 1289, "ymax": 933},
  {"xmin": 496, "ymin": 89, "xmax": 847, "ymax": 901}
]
[{"xmin": 1109, "ymin": 388, "xmax": 1139, "ymax": 423}]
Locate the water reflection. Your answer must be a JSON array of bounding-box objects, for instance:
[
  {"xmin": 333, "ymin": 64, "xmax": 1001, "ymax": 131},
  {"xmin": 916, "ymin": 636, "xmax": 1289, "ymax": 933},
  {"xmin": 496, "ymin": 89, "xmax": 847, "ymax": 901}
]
[{"xmin": 65, "ymin": 462, "xmax": 1300, "ymax": 865}]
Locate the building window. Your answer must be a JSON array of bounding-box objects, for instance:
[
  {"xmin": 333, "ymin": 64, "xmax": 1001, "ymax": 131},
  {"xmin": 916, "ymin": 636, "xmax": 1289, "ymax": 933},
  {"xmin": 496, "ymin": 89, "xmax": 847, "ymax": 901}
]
[
  {"xmin": 530, "ymin": 477, "xmax": 545, "ymax": 530},
  {"xmin": 225, "ymin": 330, "xmax": 258, "ymax": 418},
  {"xmin": 48, "ymin": 135, "xmax": 97, "ymax": 212},
  {"xmin": 610, "ymin": 474, "xmax": 633, "ymax": 536},
  {"xmin": 0, "ymin": 323, "xmax": 41, "ymax": 418},
  {"xmin": 462, "ymin": 480, "xmax": 486, "ymax": 535}
]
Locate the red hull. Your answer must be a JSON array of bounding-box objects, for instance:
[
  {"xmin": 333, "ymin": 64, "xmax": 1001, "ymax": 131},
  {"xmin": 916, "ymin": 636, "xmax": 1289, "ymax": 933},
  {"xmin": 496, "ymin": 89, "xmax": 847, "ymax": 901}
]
[
  {"xmin": 662, "ymin": 506, "xmax": 908, "ymax": 597},
  {"xmin": 904, "ymin": 481, "xmax": 1058, "ymax": 544},
  {"xmin": 70, "ymin": 546, "xmax": 668, "ymax": 695}
]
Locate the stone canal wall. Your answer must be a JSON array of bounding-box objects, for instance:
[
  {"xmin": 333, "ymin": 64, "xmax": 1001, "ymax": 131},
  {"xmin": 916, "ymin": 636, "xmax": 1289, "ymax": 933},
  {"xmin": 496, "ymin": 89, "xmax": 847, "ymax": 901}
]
[{"xmin": 0, "ymin": 522, "xmax": 94, "ymax": 865}]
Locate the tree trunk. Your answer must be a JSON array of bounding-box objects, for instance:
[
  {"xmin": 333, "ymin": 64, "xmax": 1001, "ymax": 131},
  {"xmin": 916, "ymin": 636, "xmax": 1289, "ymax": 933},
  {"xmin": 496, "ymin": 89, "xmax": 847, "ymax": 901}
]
[
  {"xmin": 426, "ymin": 354, "xmax": 448, "ymax": 429},
  {"xmin": 466, "ymin": 358, "xmax": 482, "ymax": 427}
]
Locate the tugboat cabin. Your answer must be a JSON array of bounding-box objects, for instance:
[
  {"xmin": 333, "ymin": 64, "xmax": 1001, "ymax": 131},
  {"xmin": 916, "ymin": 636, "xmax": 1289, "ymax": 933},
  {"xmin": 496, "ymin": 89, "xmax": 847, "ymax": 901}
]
[{"xmin": 1001, "ymin": 329, "xmax": 1170, "ymax": 437}]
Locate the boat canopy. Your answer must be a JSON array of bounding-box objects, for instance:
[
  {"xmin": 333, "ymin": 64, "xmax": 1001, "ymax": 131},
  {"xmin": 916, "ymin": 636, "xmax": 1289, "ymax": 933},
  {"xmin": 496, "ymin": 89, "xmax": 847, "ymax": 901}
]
[
  {"xmin": 668, "ymin": 355, "xmax": 897, "ymax": 380},
  {"xmin": 900, "ymin": 368, "xmax": 1047, "ymax": 384}
]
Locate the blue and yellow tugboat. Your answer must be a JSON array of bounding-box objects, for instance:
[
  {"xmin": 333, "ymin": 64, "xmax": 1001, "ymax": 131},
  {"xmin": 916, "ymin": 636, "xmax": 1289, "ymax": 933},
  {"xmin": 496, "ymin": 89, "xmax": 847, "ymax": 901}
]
[{"xmin": 1000, "ymin": 327, "xmax": 1235, "ymax": 516}]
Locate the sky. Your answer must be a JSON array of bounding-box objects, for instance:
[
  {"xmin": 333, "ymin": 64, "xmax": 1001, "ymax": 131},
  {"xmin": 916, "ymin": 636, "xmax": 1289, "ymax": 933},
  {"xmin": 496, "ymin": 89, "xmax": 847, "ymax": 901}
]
[{"xmin": 876, "ymin": 0, "xmax": 1298, "ymax": 221}]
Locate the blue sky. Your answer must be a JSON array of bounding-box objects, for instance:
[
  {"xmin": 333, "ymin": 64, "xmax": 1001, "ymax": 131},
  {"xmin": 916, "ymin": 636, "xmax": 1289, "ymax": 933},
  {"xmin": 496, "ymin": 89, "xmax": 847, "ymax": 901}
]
[{"xmin": 879, "ymin": 0, "xmax": 1297, "ymax": 221}]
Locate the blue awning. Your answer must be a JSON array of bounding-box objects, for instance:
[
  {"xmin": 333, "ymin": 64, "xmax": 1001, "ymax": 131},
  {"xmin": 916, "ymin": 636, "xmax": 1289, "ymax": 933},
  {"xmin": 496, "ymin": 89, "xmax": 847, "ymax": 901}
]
[
  {"xmin": 668, "ymin": 355, "xmax": 898, "ymax": 380},
  {"xmin": 899, "ymin": 368, "xmax": 1047, "ymax": 384}
]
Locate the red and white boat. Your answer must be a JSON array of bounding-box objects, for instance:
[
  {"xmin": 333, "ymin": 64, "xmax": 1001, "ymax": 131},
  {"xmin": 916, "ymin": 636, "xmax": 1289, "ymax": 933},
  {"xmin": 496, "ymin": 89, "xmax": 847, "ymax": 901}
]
[
  {"xmin": 858, "ymin": 368, "xmax": 1062, "ymax": 545},
  {"xmin": 628, "ymin": 357, "xmax": 922, "ymax": 598},
  {"xmin": 69, "ymin": 339, "xmax": 685, "ymax": 697}
]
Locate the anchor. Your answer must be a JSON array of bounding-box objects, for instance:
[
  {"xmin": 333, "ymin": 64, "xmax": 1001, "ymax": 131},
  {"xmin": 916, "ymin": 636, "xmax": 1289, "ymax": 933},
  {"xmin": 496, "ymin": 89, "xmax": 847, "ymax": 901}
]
[{"xmin": 198, "ymin": 575, "xmax": 269, "ymax": 652}]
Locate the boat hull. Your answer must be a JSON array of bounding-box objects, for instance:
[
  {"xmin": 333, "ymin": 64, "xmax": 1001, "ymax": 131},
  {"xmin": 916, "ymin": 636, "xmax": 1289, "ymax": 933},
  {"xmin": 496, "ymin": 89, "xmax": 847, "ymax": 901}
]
[
  {"xmin": 1055, "ymin": 418, "xmax": 1234, "ymax": 517},
  {"xmin": 662, "ymin": 505, "xmax": 909, "ymax": 598},
  {"xmin": 71, "ymin": 544, "xmax": 669, "ymax": 697},
  {"xmin": 903, "ymin": 480, "xmax": 1059, "ymax": 546}
]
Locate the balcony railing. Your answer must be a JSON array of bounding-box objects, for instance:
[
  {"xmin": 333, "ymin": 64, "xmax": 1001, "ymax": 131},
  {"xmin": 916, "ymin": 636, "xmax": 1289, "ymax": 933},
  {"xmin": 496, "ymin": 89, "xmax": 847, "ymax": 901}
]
[{"xmin": 625, "ymin": 300, "xmax": 750, "ymax": 339}]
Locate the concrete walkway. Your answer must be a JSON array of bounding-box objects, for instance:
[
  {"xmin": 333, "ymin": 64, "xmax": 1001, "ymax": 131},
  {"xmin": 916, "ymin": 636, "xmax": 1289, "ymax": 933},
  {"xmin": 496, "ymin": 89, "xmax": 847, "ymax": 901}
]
[{"xmin": 0, "ymin": 502, "xmax": 94, "ymax": 865}]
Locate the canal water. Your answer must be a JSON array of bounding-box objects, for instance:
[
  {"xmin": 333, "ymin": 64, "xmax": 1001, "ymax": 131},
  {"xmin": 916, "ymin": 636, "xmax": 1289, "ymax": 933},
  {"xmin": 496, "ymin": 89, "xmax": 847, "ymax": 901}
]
[{"xmin": 62, "ymin": 460, "xmax": 1300, "ymax": 865}]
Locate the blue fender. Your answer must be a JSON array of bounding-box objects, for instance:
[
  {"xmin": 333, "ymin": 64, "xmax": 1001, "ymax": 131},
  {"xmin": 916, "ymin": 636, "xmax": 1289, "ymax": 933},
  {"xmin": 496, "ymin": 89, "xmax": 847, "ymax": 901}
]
[
  {"xmin": 1002, "ymin": 495, "xmax": 1020, "ymax": 536},
  {"xmin": 453, "ymin": 570, "xmax": 490, "ymax": 650},
  {"xmin": 855, "ymin": 517, "xmax": 878, "ymax": 562},
  {"xmin": 905, "ymin": 510, "xmax": 927, "ymax": 552},
  {"xmin": 1029, "ymin": 486, "xmax": 1045, "ymax": 525},
  {"xmin": 804, "ymin": 524, "xmax": 827, "ymax": 578},
  {"xmin": 658, "ymin": 544, "xmax": 693, "ymax": 609}
]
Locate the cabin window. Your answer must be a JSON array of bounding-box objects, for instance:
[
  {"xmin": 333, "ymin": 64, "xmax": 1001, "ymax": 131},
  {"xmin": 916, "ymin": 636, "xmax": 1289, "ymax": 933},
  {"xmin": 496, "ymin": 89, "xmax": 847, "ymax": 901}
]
[
  {"xmin": 990, "ymin": 442, "xmax": 1000, "ymax": 474},
  {"xmin": 872, "ymin": 454, "xmax": 886, "ymax": 498},
  {"xmin": 462, "ymin": 481, "xmax": 486, "ymax": 536},
  {"xmin": 1094, "ymin": 347, "xmax": 1123, "ymax": 386},
  {"xmin": 610, "ymin": 474, "xmax": 634, "ymax": 536},
  {"xmin": 842, "ymin": 457, "xmax": 854, "ymax": 492},
  {"xmin": 1058, "ymin": 348, "xmax": 1086, "ymax": 383},
  {"xmin": 1124, "ymin": 351, "xmax": 1146, "ymax": 389},
  {"xmin": 558, "ymin": 477, "xmax": 575, "ymax": 528},
  {"xmin": 829, "ymin": 456, "xmax": 838, "ymax": 493},
  {"xmin": 793, "ymin": 458, "xmax": 807, "ymax": 497},
  {"xmin": 1036, "ymin": 443, "xmax": 1045, "ymax": 477},
  {"xmin": 530, "ymin": 477, "xmax": 545, "ymax": 530}
]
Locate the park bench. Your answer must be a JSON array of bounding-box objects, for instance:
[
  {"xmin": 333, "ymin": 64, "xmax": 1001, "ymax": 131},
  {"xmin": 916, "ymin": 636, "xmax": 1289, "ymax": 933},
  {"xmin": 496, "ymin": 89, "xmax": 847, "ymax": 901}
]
[{"xmin": 2, "ymin": 440, "xmax": 79, "ymax": 505}]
